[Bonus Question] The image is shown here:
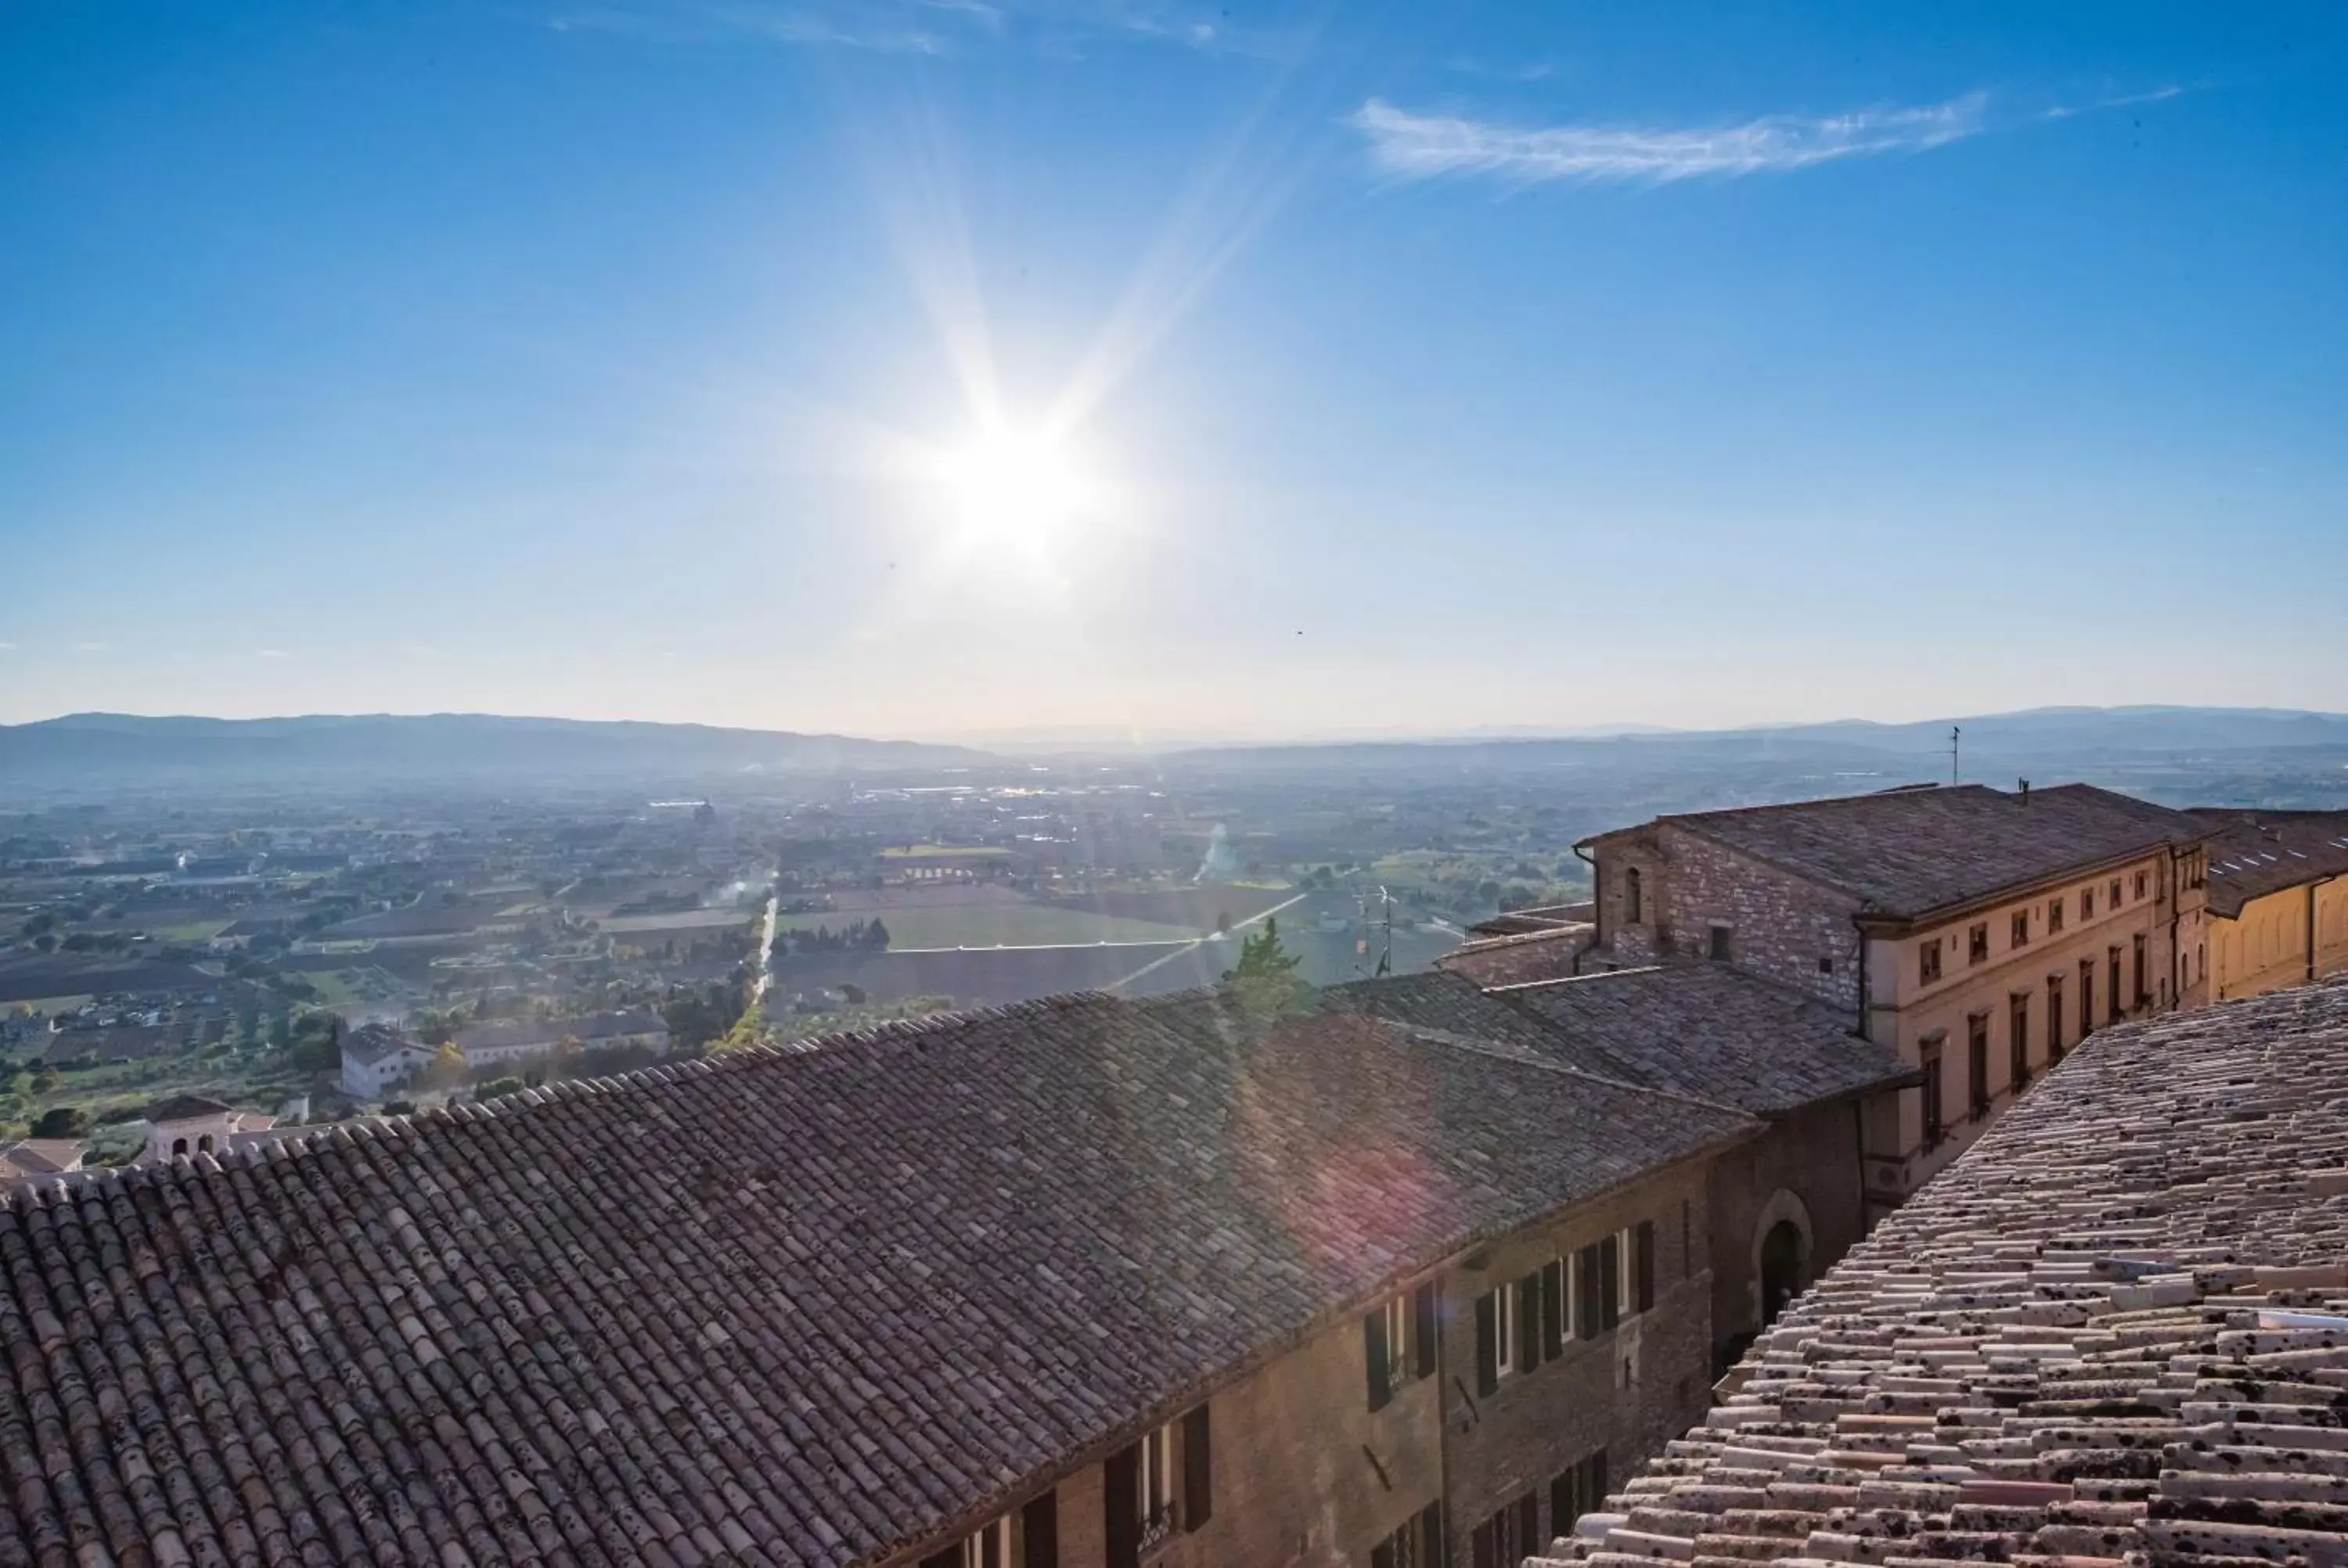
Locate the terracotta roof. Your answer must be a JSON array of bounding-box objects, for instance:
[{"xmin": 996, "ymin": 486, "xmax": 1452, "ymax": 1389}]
[
  {"xmin": 340, "ymin": 1021, "xmax": 429, "ymax": 1066},
  {"xmin": 1529, "ymin": 974, "xmax": 2348, "ymax": 1568},
  {"xmin": 1594, "ymin": 784, "xmax": 2206, "ymax": 921},
  {"xmin": 2186, "ymin": 809, "xmax": 2348, "ymax": 919},
  {"xmin": 1327, "ymin": 968, "xmax": 1910, "ymax": 1118},
  {"xmin": 0, "ymin": 1139, "xmax": 84, "ymax": 1180},
  {"xmin": 1492, "ymin": 966, "xmax": 1917, "ymax": 1117},
  {"xmin": 0, "ymin": 989, "xmax": 1755, "ymax": 1568}
]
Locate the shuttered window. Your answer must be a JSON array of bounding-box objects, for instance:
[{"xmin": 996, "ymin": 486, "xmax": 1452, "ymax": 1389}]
[
  {"xmin": 1412, "ymin": 1283, "xmax": 1438, "ymax": 1379},
  {"xmin": 1575, "ymin": 1243, "xmax": 1603, "ymax": 1340},
  {"xmin": 1540, "ymin": 1259, "xmax": 1565, "ymax": 1360},
  {"xmin": 1103, "ymin": 1447, "xmax": 1138, "ymax": 1568},
  {"xmin": 1180, "ymin": 1404, "xmax": 1212, "ymax": 1530},
  {"xmin": 1474, "ymin": 1289, "xmax": 1499, "ymax": 1397},
  {"xmin": 1598, "ymin": 1235, "xmax": 1622, "ymax": 1332},
  {"xmin": 1364, "ymin": 1307, "xmax": 1392, "ymax": 1412},
  {"xmin": 1635, "ymin": 1220, "xmax": 1656, "ymax": 1313},
  {"xmin": 1515, "ymin": 1271, "xmax": 1541, "ymax": 1374},
  {"xmin": 1020, "ymin": 1493, "xmax": 1057, "ymax": 1568}
]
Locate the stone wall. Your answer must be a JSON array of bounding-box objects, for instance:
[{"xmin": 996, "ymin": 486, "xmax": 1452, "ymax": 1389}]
[
  {"xmin": 1702, "ymin": 1096, "xmax": 1874, "ymax": 1370},
  {"xmin": 1648, "ymin": 826, "xmax": 1862, "ymax": 1014},
  {"xmin": 1439, "ymin": 927, "xmax": 1594, "ymax": 987},
  {"xmin": 915, "ymin": 1156, "xmax": 1726, "ymax": 1567},
  {"xmin": 1441, "ymin": 1157, "xmax": 1717, "ymax": 1566}
]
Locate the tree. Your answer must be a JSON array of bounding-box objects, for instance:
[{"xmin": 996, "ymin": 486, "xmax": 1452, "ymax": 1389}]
[
  {"xmin": 1222, "ymin": 916, "xmax": 1312, "ymax": 1021},
  {"xmin": 422, "ymin": 1041, "xmax": 466, "ymax": 1090},
  {"xmin": 31, "ymin": 1106, "xmax": 88, "ymax": 1140}
]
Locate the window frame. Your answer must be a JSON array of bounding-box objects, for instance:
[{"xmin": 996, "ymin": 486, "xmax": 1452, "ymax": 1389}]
[
  {"xmin": 1968, "ymin": 922, "xmax": 1989, "ymax": 966},
  {"xmin": 1919, "ymin": 938, "xmax": 1942, "ymax": 984},
  {"xmin": 1493, "ymin": 1278, "xmax": 1517, "ymax": 1379},
  {"xmin": 2048, "ymin": 897, "xmax": 2065, "ymax": 934},
  {"xmin": 2010, "ymin": 910, "xmax": 2029, "ymax": 948},
  {"xmin": 957, "ymin": 1516, "xmax": 1013, "ymax": 1568}
]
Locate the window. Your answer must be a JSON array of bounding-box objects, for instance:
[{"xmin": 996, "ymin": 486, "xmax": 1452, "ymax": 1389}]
[
  {"xmin": 1475, "ymin": 1279, "xmax": 1525, "ymax": 1394},
  {"xmin": 1550, "ymin": 1451, "xmax": 1609, "ymax": 1541},
  {"xmin": 1634, "ymin": 1220, "xmax": 1656, "ymax": 1313},
  {"xmin": 2080, "ymin": 958, "xmax": 2094, "ymax": 1035},
  {"xmin": 2009, "ymin": 993, "xmax": 2029, "ymax": 1092},
  {"xmin": 1364, "ymin": 1290, "xmax": 1416, "ymax": 1410},
  {"xmin": 2047, "ymin": 974, "xmax": 2064, "ymax": 1064},
  {"xmin": 1576, "ymin": 1234, "xmax": 1621, "ymax": 1336},
  {"xmin": 2109, "ymin": 877, "xmax": 2123, "ymax": 908},
  {"xmin": 2107, "ymin": 945, "xmax": 2123, "ymax": 1020},
  {"xmin": 1372, "ymin": 1504, "xmax": 1444, "ymax": 1568},
  {"xmin": 1968, "ymin": 922, "xmax": 1989, "ymax": 965},
  {"xmin": 1707, "ymin": 923, "xmax": 1731, "ymax": 961},
  {"xmin": 957, "ymin": 1516, "xmax": 1012, "ymax": 1568},
  {"xmin": 1817, "ymin": 955, "xmax": 1834, "ymax": 975},
  {"xmin": 1470, "ymin": 1492, "xmax": 1539, "ymax": 1568},
  {"xmin": 2048, "ymin": 897, "xmax": 2065, "ymax": 934},
  {"xmin": 1919, "ymin": 939, "xmax": 1942, "ymax": 984},
  {"xmin": 2134, "ymin": 870, "xmax": 2149, "ymax": 901},
  {"xmin": 1967, "ymin": 1013, "xmax": 1990, "ymax": 1120},
  {"xmin": 1624, "ymin": 867, "xmax": 1642, "ymax": 925},
  {"xmin": 2010, "ymin": 910, "xmax": 2029, "ymax": 948},
  {"xmin": 1920, "ymin": 1038, "xmax": 1945, "ymax": 1146},
  {"xmin": 2132, "ymin": 932, "xmax": 2147, "ymax": 1008},
  {"xmin": 2082, "ymin": 886, "xmax": 2095, "ymax": 919},
  {"xmin": 1139, "ymin": 1422, "xmax": 1176, "ymax": 1543}
]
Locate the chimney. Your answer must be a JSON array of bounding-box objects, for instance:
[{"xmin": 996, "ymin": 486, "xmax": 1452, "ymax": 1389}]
[{"xmin": 2018, "ymin": 779, "xmax": 2030, "ymax": 804}]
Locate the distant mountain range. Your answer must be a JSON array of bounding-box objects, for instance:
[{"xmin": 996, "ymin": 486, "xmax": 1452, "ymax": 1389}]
[
  {"xmin": 2, "ymin": 706, "xmax": 2344, "ymax": 794},
  {"xmin": 1150, "ymin": 706, "xmax": 2348, "ymax": 773},
  {"xmin": 0, "ymin": 712, "xmax": 985, "ymax": 791}
]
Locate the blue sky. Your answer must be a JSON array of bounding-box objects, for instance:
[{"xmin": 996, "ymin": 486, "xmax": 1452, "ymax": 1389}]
[{"xmin": 2, "ymin": 1, "xmax": 2343, "ymax": 739}]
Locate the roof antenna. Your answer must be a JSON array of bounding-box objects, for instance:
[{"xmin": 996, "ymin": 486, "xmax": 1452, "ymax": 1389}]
[{"xmin": 1950, "ymin": 725, "xmax": 1961, "ymax": 786}]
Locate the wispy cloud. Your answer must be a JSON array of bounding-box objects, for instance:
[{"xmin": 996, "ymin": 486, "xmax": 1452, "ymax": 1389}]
[
  {"xmin": 548, "ymin": 0, "xmax": 1274, "ymax": 57},
  {"xmin": 1352, "ymin": 93, "xmax": 1995, "ymax": 186},
  {"xmin": 256, "ymin": 648, "xmax": 290, "ymax": 659}
]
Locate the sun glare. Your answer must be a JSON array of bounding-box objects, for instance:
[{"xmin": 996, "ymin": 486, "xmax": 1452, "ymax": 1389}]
[{"xmin": 939, "ymin": 426, "xmax": 1089, "ymax": 548}]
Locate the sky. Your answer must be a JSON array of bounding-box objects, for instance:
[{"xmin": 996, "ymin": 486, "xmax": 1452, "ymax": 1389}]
[{"xmin": 2, "ymin": 1, "xmax": 2344, "ymax": 742}]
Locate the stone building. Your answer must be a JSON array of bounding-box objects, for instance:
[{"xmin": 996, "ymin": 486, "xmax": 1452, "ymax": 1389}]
[
  {"xmin": 2186, "ymin": 807, "xmax": 2348, "ymax": 1003},
  {"xmin": 0, "ymin": 987, "xmax": 1794, "ymax": 1568},
  {"xmin": 133, "ymin": 1092, "xmax": 288, "ymax": 1163},
  {"xmin": 1329, "ymin": 967, "xmax": 1914, "ymax": 1373},
  {"xmin": 1574, "ymin": 782, "xmax": 2209, "ymax": 1207},
  {"xmin": 1526, "ymin": 973, "xmax": 2348, "ymax": 1568}
]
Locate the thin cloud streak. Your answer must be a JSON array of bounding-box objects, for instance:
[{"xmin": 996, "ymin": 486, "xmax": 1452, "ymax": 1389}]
[{"xmin": 1352, "ymin": 93, "xmax": 1993, "ymax": 185}]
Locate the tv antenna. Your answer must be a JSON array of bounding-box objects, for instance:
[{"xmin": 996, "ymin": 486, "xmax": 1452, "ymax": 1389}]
[{"xmin": 1950, "ymin": 725, "xmax": 1961, "ymax": 785}]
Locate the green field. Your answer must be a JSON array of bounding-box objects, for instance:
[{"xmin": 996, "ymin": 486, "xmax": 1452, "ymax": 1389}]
[{"xmin": 772, "ymin": 903, "xmax": 1197, "ymax": 949}]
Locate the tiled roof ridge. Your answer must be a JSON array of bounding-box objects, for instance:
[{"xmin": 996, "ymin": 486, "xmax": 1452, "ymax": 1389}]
[
  {"xmin": 1486, "ymin": 966, "xmax": 1669, "ymax": 994},
  {"xmin": 1386, "ymin": 1018, "xmax": 1774, "ymax": 1128}
]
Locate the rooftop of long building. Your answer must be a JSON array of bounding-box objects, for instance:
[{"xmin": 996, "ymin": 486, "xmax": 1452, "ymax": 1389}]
[
  {"xmin": 0, "ymin": 986, "xmax": 1759, "ymax": 1568},
  {"xmin": 1528, "ymin": 974, "xmax": 2348, "ymax": 1568},
  {"xmin": 1584, "ymin": 783, "xmax": 2209, "ymax": 921}
]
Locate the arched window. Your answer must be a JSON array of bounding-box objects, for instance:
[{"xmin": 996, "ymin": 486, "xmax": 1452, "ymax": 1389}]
[
  {"xmin": 171, "ymin": 1138, "xmax": 188, "ymax": 1157},
  {"xmin": 1625, "ymin": 867, "xmax": 1644, "ymax": 925},
  {"xmin": 1759, "ymin": 1221, "xmax": 1805, "ymax": 1326},
  {"xmin": 197, "ymin": 1134, "xmax": 214, "ymax": 1153}
]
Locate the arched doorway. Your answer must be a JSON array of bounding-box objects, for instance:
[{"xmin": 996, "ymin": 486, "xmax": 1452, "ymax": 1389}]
[{"xmin": 1760, "ymin": 1221, "xmax": 1805, "ymax": 1326}]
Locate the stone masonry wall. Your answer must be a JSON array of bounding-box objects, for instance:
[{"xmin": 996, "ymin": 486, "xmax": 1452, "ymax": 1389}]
[
  {"xmin": 1652, "ymin": 826, "xmax": 1862, "ymax": 1015},
  {"xmin": 1441, "ymin": 1156, "xmax": 1717, "ymax": 1566},
  {"xmin": 1702, "ymin": 1096, "xmax": 1871, "ymax": 1369}
]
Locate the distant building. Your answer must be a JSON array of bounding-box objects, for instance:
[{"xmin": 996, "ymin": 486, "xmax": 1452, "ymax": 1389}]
[
  {"xmin": 0, "ymin": 1138, "xmax": 86, "ymax": 1190},
  {"xmin": 1576, "ymin": 782, "xmax": 2209, "ymax": 1210},
  {"xmin": 340, "ymin": 1021, "xmax": 435, "ymax": 1099},
  {"xmin": 135, "ymin": 1095, "xmax": 287, "ymax": 1163},
  {"xmin": 2188, "ymin": 808, "xmax": 2348, "ymax": 1003},
  {"xmin": 449, "ymin": 1008, "xmax": 670, "ymax": 1071}
]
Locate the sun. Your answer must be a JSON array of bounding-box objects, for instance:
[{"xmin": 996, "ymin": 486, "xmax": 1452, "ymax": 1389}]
[{"xmin": 938, "ymin": 426, "xmax": 1089, "ymax": 549}]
